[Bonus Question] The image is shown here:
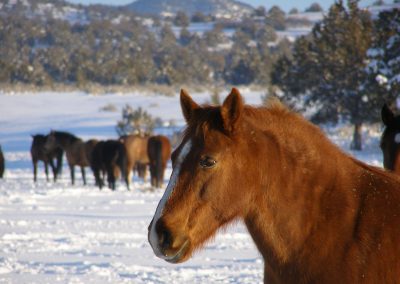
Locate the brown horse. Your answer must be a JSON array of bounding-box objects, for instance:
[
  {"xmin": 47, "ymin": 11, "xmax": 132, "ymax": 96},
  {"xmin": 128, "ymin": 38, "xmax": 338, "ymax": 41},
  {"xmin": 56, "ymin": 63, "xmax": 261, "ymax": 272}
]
[
  {"xmin": 84, "ymin": 139, "xmax": 99, "ymax": 166},
  {"xmin": 31, "ymin": 134, "xmax": 63, "ymax": 182},
  {"xmin": 45, "ymin": 131, "xmax": 90, "ymax": 185},
  {"xmin": 149, "ymin": 88, "xmax": 400, "ymax": 283},
  {"xmin": 147, "ymin": 135, "xmax": 171, "ymax": 188},
  {"xmin": 381, "ymin": 103, "xmax": 400, "ymax": 174},
  {"xmin": 119, "ymin": 134, "xmax": 149, "ymax": 187},
  {"xmin": 0, "ymin": 144, "xmax": 4, "ymax": 178}
]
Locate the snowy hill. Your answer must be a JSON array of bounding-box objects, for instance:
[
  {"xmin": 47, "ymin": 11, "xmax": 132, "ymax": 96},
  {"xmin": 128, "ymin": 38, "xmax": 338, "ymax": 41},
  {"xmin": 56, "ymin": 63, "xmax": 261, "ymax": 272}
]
[
  {"xmin": 0, "ymin": 0, "xmax": 132, "ymax": 24},
  {"xmin": 126, "ymin": 0, "xmax": 254, "ymax": 19}
]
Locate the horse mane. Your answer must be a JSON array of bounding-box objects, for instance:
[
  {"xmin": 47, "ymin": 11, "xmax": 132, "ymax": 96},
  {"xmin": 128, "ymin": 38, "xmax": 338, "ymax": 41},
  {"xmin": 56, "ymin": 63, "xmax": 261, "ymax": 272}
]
[{"xmin": 53, "ymin": 131, "xmax": 80, "ymax": 142}]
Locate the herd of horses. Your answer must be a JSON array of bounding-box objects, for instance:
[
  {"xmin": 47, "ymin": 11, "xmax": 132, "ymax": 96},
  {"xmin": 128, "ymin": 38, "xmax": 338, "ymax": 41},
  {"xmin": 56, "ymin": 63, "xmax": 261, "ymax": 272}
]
[
  {"xmin": 148, "ymin": 89, "xmax": 400, "ymax": 283},
  {"xmin": 30, "ymin": 131, "xmax": 171, "ymax": 190}
]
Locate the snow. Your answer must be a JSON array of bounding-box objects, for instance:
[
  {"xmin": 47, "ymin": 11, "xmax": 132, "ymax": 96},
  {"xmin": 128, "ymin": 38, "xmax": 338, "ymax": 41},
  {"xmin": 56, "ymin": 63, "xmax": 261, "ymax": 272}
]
[{"xmin": 0, "ymin": 90, "xmax": 384, "ymax": 283}]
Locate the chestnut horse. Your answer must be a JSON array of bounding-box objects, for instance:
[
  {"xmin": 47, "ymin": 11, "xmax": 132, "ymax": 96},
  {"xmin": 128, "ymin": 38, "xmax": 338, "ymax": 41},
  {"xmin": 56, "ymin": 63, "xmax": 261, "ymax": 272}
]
[
  {"xmin": 45, "ymin": 131, "xmax": 90, "ymax": 185},
  {"xmin": 31, "ymin": 134, "xmax": 63, "ymax": 182},
  {"xmin": 149, "ymin": 88, "xmax": 400, "ymax": 283},
  {"xmin": 147, "ymin": 135, "xmax": 171, "ymax": 188},
  {"xmin": 381, "ymin": 103, "xmax": 400, "ymax": 174},
  {"xmin": 119, "ymin": 134, "xmax": 149, "ymax": 187}
]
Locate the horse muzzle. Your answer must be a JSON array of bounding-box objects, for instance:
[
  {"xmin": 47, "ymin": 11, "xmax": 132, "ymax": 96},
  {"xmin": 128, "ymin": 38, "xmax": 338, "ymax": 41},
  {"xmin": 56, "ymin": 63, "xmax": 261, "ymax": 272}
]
[{"xmin": 148, "ymin": 218, "xmax": 190, "ymax": 263}]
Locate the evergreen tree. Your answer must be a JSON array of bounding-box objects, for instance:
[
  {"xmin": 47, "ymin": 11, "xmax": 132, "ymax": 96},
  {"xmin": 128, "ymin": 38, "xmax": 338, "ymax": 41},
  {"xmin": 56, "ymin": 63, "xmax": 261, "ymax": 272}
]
[
  {"xmin": 266, "ymin": 6, "xmax": 286, "ymax": 31},
  {"xmin": 305, "ymin": 3, "xmax": 324, "ymax": 12},
  {"xmin": 174, "ymin": 11, "xmax": 190, "ymax": 27},
  {"xmin": 272, "ymin": 0, "xmax": 374, "ymax": 150},
  {"xmin": 365, "ymin": 9, "xmax": 400, "ymax": 108},
  {"xmin": 116, "ymin": 105, "xmax": 157, "ymax": 136}
]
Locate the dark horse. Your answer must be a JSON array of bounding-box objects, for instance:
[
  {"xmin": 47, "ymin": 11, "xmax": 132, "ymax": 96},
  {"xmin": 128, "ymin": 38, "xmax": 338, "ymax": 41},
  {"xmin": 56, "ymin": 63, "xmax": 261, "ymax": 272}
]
[
  {"xmin": 147, "ymin": 135, "xmax": 171, "ymax": 188},
  {"xmin": 149, "ymin": 88, "xmax": 400, "ymax": 283},
  {"xmin": 45, "ymin": 131, "xmax": 90, "ymax": 185},
  {"xmin": 31, "ymin": 134, "xmax": 63, "ymax": 182},
  {"xmin": 381, "ymin": 103, "xmax": 400, "ymax": 174},
  {"xmin": 0, "ymin": 144, "xmax": 4, "ymax": 178},
  {"xmin": 91, "ymin": 140, "xmax": 129, "ymax": 191}
]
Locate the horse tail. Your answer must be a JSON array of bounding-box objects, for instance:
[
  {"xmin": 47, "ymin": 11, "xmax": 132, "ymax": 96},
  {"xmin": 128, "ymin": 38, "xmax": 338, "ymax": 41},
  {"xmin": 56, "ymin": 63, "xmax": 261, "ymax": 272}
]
[{"xmin": 154, "ymin": 139, "xmax": 163, "ymax": 188}]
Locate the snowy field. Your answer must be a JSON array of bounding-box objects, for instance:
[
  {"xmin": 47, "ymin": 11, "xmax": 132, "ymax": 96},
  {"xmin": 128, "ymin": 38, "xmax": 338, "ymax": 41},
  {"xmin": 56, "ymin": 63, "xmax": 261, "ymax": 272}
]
[{"xmin": 0, "ymin": 90, "xmax": 384, "ymax": 283}]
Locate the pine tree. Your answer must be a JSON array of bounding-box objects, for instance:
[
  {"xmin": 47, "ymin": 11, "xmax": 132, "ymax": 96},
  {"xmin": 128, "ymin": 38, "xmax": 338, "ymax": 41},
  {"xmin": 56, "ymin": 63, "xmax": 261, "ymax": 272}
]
[
  {"xmin": 272, "ymin": 0, "xmax": 374, "ymax": 150},
  {"xmin": 365, "ymin": 9, "xmax": 400, "ymax": 108}
]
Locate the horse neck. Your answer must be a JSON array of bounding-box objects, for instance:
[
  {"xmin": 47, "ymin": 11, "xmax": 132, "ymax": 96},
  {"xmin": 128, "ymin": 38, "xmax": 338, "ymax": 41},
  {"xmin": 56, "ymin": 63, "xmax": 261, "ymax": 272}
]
[
  {"xmin": 55, "ymin": 133, "xmax": 80, "ymax": 150},
  {"xmin": 240, "ymin": 112, "xmax": 360, "ymax": 270}
]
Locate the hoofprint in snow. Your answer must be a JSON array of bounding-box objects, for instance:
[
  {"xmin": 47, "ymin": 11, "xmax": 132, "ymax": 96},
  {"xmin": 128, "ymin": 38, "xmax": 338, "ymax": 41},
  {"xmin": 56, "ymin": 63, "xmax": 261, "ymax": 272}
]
[{"xmin": 0, "ymin": 91, "xmax": 383, "ymax": 283}]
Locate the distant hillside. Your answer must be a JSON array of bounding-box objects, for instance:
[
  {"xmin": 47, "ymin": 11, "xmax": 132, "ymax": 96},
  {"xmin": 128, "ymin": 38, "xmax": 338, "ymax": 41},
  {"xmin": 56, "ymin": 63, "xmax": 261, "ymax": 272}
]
[
  {"xmin": 0, "ymin": 0, "xmax": 132, "ymax": 25},
  {"xmin": 126, "ymin": 0, "xmax": 254, "ymax": 18}
]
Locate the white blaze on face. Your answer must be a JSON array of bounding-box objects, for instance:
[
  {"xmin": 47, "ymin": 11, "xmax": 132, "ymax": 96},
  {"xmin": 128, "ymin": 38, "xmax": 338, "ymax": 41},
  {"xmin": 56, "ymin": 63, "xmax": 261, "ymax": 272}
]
[
  {"xmin": 149, "ymin": 140, "xmax": 192, "ymax": 259},
  {"xmin": 395, "ymin": 133, "xmax": 400, "ymax": 144}
]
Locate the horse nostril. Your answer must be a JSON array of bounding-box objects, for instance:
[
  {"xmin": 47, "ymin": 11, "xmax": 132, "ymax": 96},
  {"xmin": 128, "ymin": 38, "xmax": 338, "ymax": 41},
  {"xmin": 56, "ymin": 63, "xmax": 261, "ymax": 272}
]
[
  {"xmin": 158, "ymin": 227, "xmax": 172, "ymax": 250},
  {"xmin": 156, "ymin": 219, "xmax": 172, "ymax": 251}
]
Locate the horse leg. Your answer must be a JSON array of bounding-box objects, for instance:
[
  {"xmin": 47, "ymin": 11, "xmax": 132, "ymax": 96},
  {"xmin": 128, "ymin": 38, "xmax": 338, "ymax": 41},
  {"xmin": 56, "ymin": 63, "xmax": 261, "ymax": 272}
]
[
  {"xmin": 126, "ymin": 162, "xmax": 133, "ymax": 189},
  {"xmin": 106, "ymin": 165, "xmax": 115, "ymax": 191},
  {"xmin": 44, "ymin": 162, "xmax": 49, "ymax": 182},
  {"xmin": 124, "ymin": 173, "xmax": 130, "ymax": 191},
  {"xmin": 149, "ymin": 163, "xmax": 153, "ymax": 186},
  {"xmin": 56, "ymin": 150, "xmax": 63, "ymax": 178},
  {"xmin": 101, "ymin": 169, "xmax": 106, "ymax": 188},
  {"xmin": 70, "ymin": 164, "xmax": 75, "ymax": 185},
  {"xmin": 49, "ymin": 158, "xmax": 57, "ymax": 182},
  {"xmin": 142, "ymin": 164, "xmax": 148, "ymax": 182},
  {"xmin": 33, "ymin": 160, "xmax": 38, "ymax": 182},
  {"xmin": 81, "ymin": 167, "xmax": 86, "ymax": 185},
  {"xmin": 94, "ymin": 168, "xmax": 102, "ymax": 190},
  {"xmin": 120, "ymin": 163, "xmax": 130, "ymax": 191}
]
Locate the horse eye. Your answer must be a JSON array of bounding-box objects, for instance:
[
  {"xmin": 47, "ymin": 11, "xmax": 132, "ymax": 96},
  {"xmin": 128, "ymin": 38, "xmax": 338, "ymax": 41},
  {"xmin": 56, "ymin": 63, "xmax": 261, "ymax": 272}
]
[{"xmin": 199, "ymin": 156, "xmax": 217, "ymax": 169}]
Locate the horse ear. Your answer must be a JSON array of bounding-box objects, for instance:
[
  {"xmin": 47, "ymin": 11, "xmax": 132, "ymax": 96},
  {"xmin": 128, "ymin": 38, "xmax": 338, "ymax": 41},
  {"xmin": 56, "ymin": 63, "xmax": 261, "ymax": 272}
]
[
  {"xmin": 180, "ymin": 89, "xmax": 199, "ymax": 123},
  {"xmin": 221, "ymin": 88, "xmax": 244, "ymax": 134},
  {"xmin": 382, "ymin": 104, "xmax": 394, "ymax": 126}
]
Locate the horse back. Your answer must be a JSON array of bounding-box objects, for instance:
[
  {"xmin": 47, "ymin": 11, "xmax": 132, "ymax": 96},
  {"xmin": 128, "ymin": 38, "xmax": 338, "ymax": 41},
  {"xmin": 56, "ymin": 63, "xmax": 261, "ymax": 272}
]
[{"xmin": 121, "ymin": 135, "xmax": 149, "ymax": 164}]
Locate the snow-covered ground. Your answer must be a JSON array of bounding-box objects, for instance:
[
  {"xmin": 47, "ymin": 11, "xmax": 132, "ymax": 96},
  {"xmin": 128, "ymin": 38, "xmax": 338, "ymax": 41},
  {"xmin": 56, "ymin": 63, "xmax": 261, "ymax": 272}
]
[{"xmin": 0, "ymin": 90, "xmax": 384, "ymax": 283}]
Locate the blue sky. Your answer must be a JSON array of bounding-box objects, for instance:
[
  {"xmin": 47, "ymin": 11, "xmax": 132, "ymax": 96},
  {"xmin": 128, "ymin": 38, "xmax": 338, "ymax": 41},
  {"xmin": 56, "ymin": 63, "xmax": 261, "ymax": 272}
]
[{"xmin": 67, "ymin": 0, "xmax": 380, "ymax": 12}]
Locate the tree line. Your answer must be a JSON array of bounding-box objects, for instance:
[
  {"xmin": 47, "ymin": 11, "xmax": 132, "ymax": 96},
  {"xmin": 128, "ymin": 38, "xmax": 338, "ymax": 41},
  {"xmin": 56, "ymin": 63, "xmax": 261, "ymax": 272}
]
[
  {"xmin": 1, "ymin": 0, "xmax": 399, "ymax": 150},
  {"xmin": 0, "ymin": 3, "xmax": 291, "ymax": 87}
]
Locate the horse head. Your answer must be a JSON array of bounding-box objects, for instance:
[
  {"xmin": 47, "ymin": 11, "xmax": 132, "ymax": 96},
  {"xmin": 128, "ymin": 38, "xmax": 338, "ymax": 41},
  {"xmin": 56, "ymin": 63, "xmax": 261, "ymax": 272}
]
[{"xmin": 148, "ymin": 88, "xmax": 255, "ymax": 263}]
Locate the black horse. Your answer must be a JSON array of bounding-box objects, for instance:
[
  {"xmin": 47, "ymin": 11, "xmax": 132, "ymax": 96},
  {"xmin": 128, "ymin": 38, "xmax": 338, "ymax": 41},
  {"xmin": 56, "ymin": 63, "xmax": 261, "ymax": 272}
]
[
  {"xmin": 381, "ymin": 103, "xmax": 400, "ymax": 174},
  {"xmin": 31, "ymin": 134, "xmax": 63, "ymax": 182},
  {"xmin": 0, "ymin": 144, "xmax": 4, "ymax": 178},
  {"xmin": 91, "ymin": 140, "xmax": 129, "ymax": 191}
]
